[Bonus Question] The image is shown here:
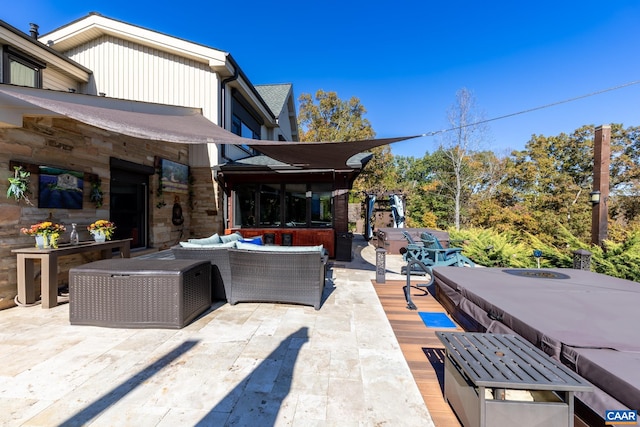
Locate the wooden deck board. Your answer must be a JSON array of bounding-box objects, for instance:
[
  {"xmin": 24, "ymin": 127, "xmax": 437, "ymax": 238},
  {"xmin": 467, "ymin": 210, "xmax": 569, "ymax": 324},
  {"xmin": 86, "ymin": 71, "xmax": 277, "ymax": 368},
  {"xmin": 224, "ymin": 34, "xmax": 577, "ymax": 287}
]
[{"xmin": 372, "ymin": 279, "xmax": 462, "ymax": 427}]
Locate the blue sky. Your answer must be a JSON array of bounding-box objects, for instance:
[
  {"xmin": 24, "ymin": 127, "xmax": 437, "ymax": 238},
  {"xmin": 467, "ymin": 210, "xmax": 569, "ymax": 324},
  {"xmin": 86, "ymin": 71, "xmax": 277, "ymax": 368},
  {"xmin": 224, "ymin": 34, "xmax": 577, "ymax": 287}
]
[{"xmin": 3, "ymin": 1, "xmax": 640, "ymax": 157}]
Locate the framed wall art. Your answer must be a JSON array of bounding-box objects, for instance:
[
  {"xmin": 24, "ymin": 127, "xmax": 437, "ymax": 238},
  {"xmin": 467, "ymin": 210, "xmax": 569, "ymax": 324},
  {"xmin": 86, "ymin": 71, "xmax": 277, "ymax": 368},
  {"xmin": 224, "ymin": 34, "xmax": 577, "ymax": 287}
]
[
  {"xmin": 160, "ymin": 159, "xmax": 189, "ymax": 194},
  {"xmin": 38, "ymin": 166, "xmax": 84, "ymax": 209}
]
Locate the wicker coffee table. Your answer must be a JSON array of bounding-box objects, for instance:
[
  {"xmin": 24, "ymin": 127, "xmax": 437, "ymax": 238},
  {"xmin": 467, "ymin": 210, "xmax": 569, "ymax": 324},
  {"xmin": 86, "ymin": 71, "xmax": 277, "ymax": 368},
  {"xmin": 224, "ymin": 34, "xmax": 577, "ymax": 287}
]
[{"xmin": 69, "ymin": 258, "xmax": 211, "ymax": 329}]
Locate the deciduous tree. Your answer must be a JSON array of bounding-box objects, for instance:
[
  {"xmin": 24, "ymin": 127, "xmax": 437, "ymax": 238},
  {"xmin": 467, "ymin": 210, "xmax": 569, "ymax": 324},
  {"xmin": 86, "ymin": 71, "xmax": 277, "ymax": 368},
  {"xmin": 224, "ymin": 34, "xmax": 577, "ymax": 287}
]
[
  {"xmin": 298, "ymin": 90, "xmax": 375, "ymax": 142},
  {"xmin": 297, "ymin": 90, "xmax": 394, "ymax": 200},
  {"xmin": 438, "ymin": 87, "xmax": 488, "ymax": 230}
]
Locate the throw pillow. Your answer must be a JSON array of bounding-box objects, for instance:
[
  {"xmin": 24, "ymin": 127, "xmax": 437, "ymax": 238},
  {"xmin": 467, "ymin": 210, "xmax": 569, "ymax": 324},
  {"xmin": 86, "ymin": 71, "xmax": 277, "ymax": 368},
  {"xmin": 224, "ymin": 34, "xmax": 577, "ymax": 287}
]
[
  {"xmin": 187, "ymin": 233, "xmax": 221, "ymax": 245},
  {"xmin": 220, "ymin": 232, "xmax": 243, "ymax": 243},
  {"xmin": 179, "ymin": 241, "xmax": 237, "ymax": 248},
  {"xmin": 241, "ymin": 236, "xmax": 263, "ymax": 245},
  {"xmin": 235, "ymin": 241, "xmax": 323, "ymax": 253}
]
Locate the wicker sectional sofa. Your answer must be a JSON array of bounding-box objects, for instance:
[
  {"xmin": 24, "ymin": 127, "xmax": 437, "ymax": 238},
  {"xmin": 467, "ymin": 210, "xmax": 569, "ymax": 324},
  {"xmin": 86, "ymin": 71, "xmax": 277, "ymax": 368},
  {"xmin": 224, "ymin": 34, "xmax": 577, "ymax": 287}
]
[
  {"xmin": 171, "ymin": 234, "xmax": 328, "ymax": 310},
  {"xmin": 228, "ymin": 243, "xmax": 328, "ymax": 310},
  {"xmin": 171, "ymin": 243, "xmax": 233, "ymax": 301}
]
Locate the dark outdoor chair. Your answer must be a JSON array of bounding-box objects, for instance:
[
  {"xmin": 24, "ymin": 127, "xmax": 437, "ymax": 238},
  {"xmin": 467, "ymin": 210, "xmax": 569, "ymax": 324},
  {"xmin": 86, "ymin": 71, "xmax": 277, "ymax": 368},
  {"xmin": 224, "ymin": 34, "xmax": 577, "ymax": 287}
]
[
  {"xmin": 400, "ymin": 231, "xmax": 475, "ymax": 310},
  {"xmin": 419, "ymin": 232, "xmax": 475, "ymax": 268}
]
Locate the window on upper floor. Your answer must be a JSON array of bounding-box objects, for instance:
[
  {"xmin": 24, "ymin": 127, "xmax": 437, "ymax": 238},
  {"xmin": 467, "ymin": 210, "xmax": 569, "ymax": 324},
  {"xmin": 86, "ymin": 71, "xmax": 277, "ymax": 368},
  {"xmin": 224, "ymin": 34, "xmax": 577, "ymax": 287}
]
[
  {"xmin": 2, "ymin": 46, "xmax": 45, "ymax": 88},
  {"xmin": 231, "ymin": 114, "xmax": 260, "ymax": 154},
  {"xmin": 222, "ymin": 90, "xmax": 262, "ymax": 160}
]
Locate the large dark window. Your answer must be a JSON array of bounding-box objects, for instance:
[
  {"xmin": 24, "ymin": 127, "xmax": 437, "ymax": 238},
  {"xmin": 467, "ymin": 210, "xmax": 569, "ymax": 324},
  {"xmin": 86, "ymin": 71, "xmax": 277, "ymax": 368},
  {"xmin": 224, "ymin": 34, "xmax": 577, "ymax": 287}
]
[
  {"xmin": 3, "ymin": 47, "xmax": 44, "ymax": 88},
  {"xmin": 233, "ymin": 183, "xmax": 333, "ymax": 228},
  {"xmin": 259, "ymin": 183, "xmax": 281, "ymax": 226},
  {"xmin": 310, "ymin": 184, "xmax": 333, "ymax": 227},
  {"xmin": 231, "ymin": 115, "xmax": 260, "ymax": 140},
  {"xmin": 234, "ymin": 184, "xmax": 257, "ymax": 227},
  {"xmin": 285, "ymin": 184, "xmax": 307, "ymax": 226},
  {"xmin": 225, "ymin": 90, "xmax": 261, "ymax": 158}
]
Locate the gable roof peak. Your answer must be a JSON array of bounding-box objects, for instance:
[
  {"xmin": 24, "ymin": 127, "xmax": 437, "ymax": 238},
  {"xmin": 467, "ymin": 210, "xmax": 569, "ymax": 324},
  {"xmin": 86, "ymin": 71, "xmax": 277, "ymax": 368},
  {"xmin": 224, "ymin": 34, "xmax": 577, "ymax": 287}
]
[
  {"xmin": 255, "ymin": 84, "xmax": 293, "ymax": 117},
  {"xmin": 41, "ymin": 12, "xmax": 231, "ymax": 73}
]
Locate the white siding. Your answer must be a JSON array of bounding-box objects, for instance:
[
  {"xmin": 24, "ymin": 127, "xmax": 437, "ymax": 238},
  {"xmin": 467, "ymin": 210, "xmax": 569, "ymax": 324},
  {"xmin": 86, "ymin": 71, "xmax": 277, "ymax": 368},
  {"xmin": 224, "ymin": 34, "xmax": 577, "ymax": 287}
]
[
  {"xmin": 277, "ymin": 110, "xmax": 294, "ymax": 141},
  {"xmin": 42, "ymin": 69, "xmax": 80, "ymax": 92},
  {"xmin": 63, "ymin": 35, "xmax": 219, "ymax": 125}
]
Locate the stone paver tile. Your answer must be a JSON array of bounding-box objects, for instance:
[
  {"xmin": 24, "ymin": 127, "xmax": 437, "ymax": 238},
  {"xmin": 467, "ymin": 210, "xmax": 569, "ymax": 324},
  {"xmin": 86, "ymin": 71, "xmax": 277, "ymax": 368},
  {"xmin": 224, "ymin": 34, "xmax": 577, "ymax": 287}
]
[
  {"xmin": 0, "ymin": 397, "xmax": 55, "ymax": 426},
  {"xmin": 291, "ymin": 393, "xmax": 327, "ymax": 422},
  {"xmin": 156, "ymin": 408, "xmax": 230, "ymax": 427},
  {"xmin": 325, "ymin": 378, "xmax": 365, "ymax": 422}
]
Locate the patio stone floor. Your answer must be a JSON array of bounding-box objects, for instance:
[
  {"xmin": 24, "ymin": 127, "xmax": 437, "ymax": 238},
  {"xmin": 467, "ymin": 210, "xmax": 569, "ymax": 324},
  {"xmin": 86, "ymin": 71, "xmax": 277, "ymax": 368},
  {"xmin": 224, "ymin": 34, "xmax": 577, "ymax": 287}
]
[{"xmin": 0, "ymin": 236, "xmax": 435, "ymax": 426}]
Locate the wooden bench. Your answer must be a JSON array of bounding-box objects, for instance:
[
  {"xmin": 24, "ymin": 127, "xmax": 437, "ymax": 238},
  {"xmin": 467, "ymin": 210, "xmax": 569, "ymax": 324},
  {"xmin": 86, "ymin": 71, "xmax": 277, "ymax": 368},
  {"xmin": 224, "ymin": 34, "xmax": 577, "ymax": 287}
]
[{"xmin": 436, "ymin": 332, "xmax": 593, "ymax": 427}]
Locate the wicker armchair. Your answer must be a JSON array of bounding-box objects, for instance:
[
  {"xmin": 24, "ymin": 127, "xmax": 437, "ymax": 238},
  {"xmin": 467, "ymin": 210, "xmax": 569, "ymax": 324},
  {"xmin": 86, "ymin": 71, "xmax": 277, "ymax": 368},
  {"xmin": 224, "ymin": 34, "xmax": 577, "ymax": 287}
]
[
  {"xmin": 227, "ymin": 248, "xmax": 328, "ymax": 310},
  {"xmin": 170, "ymin": 245, "xmax": 231, "ymax": 301}
]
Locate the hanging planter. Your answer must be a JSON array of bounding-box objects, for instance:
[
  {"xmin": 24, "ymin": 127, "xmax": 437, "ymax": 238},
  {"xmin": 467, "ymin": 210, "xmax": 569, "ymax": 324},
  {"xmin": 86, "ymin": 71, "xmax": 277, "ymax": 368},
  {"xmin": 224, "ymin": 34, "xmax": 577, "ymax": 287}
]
[
  {"xmin": 6, "ymin": 166, "xmax": 33, "ymax": 206},
  {"xmin": 155, "ymin": 166, "xmax": 166, "ymax": 208},
  {"xmin": 188, "ymin": 173, "xmax": 195, "ymax": 210},
  {"xmin": 89, "ymin": 176, "xmax": 104, "ymax": 208}
]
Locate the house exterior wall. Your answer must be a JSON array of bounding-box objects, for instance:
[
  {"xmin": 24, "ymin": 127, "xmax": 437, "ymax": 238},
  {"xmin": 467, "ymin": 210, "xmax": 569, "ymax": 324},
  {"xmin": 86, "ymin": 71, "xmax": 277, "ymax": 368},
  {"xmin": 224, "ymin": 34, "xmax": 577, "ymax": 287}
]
[
  {"xmin": 276, "ymin": 108, "xmax": 296, "ymax": 141},
  {"xmin": 52, "ymin": 29, "xmax": 255, "ymax": 234},
  {"xmin": 62, "ymin": 35, "xmax": 219, "ymax": 119},
  {"xmin": 0, "ymin": 117, "xmax": 209, "ymax": 309},
  {"xmin": 42, "ymin": 70, "xmax": 82, "ymax": 92},
  {"xmin": 42, "ymin": 15, "xmax": 301, "ymax": 240},
  {"xmin": 52, "ymin": 28, "xmax": 255, "ymax": 235},
  {"xmin": 0, "ymin": 16, "xmax": 303, "ymax": 309}
]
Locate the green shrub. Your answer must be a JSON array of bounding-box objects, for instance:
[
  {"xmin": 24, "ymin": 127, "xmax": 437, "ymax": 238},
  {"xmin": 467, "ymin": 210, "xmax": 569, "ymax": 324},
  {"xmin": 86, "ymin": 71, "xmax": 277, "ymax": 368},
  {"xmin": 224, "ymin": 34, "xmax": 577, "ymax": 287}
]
[
  {"xmin": 448, "ymin": 226, "xmax": 640, "ymax": 281},
  {"xmin": 449, "ymin": 228, "xmax": 536, "ymax": 268}
]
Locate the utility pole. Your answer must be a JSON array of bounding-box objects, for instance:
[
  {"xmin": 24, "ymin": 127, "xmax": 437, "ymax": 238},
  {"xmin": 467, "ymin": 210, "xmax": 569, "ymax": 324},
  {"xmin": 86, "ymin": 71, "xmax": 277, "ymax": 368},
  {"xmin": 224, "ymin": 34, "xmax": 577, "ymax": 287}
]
[{"xmin": 591, "ymin": 125, "xmax": 610, "ymax": 246}]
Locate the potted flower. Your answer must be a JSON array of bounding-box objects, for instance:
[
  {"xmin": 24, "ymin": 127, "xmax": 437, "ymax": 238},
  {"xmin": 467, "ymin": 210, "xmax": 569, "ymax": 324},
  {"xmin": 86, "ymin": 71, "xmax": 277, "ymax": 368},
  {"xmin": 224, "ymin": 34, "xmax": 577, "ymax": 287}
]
[
  {"xmin": 87, "ymin": 220, "xmax": 116, "ymax": 242},
  {"xmin": 21, "ymin": 221, "xmax": 66, "ymax": 248}
]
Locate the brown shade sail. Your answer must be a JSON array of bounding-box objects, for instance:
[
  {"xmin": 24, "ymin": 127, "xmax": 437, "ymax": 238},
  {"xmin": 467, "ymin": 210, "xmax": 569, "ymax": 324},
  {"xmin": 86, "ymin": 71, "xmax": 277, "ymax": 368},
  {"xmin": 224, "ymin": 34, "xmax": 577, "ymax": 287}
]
[
  {"xmin": 0, "ymin": 84, "xmax": 420, "ymax": 169},
  {"xmin": 247, "ymin": 136, "xmax": 419, "ymax": 170},
  {"xmin": 0, "ymin": 84, "xmax": 248, "ymax": 145}
]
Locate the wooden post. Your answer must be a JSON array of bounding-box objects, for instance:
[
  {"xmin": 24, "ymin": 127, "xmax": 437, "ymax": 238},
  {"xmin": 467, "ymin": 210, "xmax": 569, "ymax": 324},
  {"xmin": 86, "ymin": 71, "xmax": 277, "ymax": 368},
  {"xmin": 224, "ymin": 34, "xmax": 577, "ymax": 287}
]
[{"xmin": 591, "ymin": 125, "xmax": 610, "ymax": 246}]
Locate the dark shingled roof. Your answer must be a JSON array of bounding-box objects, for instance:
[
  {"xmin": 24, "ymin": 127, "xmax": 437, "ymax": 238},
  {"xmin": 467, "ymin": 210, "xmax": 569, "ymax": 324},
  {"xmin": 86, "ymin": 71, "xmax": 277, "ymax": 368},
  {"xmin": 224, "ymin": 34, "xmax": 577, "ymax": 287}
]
[{"xmin": 255, "ymin": 84, "xmax": 292, "ymax": 117}]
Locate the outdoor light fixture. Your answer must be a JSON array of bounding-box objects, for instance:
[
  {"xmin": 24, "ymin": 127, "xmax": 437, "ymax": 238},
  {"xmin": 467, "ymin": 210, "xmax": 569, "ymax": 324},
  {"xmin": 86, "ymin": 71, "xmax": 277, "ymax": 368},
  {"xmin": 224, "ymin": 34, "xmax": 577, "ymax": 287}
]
[{"xmin": 589, "ymin": 190, "xmax": 601, "ymax": 205}]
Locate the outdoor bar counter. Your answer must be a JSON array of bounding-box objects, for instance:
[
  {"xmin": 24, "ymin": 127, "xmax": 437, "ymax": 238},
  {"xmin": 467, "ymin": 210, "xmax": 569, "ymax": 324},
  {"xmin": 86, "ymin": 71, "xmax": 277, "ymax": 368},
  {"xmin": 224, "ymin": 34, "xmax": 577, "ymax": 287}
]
[{"xmin": 12, "ymin": 239, "xmax": 131, "ymax": 309}]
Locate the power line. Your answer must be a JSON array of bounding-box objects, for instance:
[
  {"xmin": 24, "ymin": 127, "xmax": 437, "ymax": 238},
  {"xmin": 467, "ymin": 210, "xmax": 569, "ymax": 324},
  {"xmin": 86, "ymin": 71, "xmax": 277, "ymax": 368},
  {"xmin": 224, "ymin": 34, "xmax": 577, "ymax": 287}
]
[{"xmin": 420, "ymin": 79, "xmax": 640, "ymax": 137}]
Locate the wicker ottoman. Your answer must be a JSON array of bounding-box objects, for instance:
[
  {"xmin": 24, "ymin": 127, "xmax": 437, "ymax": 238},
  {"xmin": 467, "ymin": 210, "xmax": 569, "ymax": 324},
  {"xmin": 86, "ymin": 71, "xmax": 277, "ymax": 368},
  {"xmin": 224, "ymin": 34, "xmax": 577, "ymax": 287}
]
[{"xmin": 69, "ymin": 259, "xmax": 211, "ymax": 329}]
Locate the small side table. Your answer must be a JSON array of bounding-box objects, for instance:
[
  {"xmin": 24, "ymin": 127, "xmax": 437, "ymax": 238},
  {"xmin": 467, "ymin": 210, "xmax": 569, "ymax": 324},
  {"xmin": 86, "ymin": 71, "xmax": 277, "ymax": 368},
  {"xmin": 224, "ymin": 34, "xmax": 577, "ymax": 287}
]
[
  {"xmin": 436, "ymin": 332, "xmax": 593, "ymax": 427},
  {"xmin": 12, "ymin": 239, "xmax": 131, "ymax": 308}
]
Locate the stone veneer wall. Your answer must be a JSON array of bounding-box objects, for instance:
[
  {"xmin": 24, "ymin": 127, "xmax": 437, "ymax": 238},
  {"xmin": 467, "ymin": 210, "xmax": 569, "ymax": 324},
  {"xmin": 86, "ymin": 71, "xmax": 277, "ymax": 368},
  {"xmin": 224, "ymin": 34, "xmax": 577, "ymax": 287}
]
[
  {"xmin": 0, "ymin": 117, "xmax": 222, "ymax": 310},
  {"xmin": 187, "ymin": 166, "xmax": 222, "ymax": 240}
]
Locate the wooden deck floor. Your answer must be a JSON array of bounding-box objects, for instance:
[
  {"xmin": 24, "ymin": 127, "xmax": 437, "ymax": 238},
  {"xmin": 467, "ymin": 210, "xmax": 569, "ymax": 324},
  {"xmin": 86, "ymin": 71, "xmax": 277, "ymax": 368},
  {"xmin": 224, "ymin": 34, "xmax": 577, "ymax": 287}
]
[
  {"xmin": 373, "ymin": 278, "xmax": 594, "ymax": 427},
  {"xmin": 372, "ymin": 279, "xmax": 462, "ymax": 427}
]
